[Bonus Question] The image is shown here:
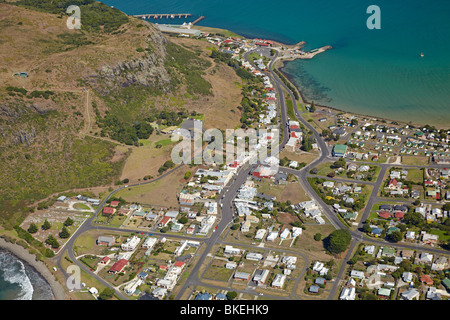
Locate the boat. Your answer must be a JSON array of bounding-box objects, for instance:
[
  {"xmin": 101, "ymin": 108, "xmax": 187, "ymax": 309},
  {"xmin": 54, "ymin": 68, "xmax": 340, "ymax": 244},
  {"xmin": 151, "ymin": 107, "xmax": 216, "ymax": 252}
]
[{"xmin": 420, "ymin": 52, "xmax": 424, "ymax": 58}]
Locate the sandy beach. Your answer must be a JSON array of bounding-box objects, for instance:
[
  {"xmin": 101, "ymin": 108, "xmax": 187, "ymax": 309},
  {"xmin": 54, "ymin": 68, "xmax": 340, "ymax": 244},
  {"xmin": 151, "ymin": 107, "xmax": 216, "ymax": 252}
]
[{"xmin": 0, "ymin": 237, "xmax": 66, "ymax": 300}]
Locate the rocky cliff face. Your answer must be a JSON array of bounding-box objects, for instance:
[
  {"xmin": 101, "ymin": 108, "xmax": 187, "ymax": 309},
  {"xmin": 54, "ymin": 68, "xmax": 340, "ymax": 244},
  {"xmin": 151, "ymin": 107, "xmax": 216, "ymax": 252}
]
[{"xmin": 86, "ymin": 23, "xmax": 173, "ymax": 96}]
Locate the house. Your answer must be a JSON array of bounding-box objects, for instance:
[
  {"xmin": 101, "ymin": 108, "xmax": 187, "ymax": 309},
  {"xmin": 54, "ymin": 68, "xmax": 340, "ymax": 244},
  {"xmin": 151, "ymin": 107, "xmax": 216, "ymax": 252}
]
[
  {"xmin": 420, "ymin": 275, "xmax": 434, "ymax": 285},
  {"xmin": 110, "ymin": 200, "xmax": 120, "ymax": 207},
  {"xmin": 323, "ymin": 181, "xmax": 335, "ymax": 188},
  {"xmin": 224, "ymin": 245, "xmax": 241, "ymax": 255},
  {"xmin": 158, "ymin": 216, "xmax": 171, "ymax": 228},
  {"xmin": 371, "ymin": 227, "xmax": 383, "ymax": 237},
  {"xmin": 309, "ymin": 285, "xmax": 320, "ymax": 294},
  {"xmin": 415, "ymin": 252, "xmax": 433, "ymax": 265},
  {"xmin": 271, "ymin": 274, "xmax": 286, "ymax": 288},
  {"xmin": 442, "ymin": 278, "xmax": 450, "ymax": 291},
  {"xmin": 100, "ymin": 256, "xmax": 110, "ymax": 265},
  {"xmin": 195, "ymin": 292, "xmax": 212, "ymax": 301},
  {"xmin": 339, "ymin": 287, "xmax": 356, "ymax": 300},
  {"xmin": 426, "ymin": 287, "xmax": 442, "ymax": 300},
  {"xmin": 165, "ymin": 210, "xmax": 179, "ymax": 219},
  {"xmin": 255, "ymin": 229, "xmax": 267, "ymax": 240},
  {"xmin": 364, "ymin": 245, "xmax": 375, "ymax": 255},
  {"xmin": 378, "ymin": 211, "xmax": 391, "ymax": 219},
  {"xmin": 393, "ymin": 205, "xmax": 408, "ymax": 212},
  {"xmin": 315, "ymin": 277, "xmax": 325, "ymax": 285},
  {"xmin": 96, "ymin": 236, "xmax": 115, "ymax": 247},
  {"xmin": 431, "ymin": 256, "xmax": 449, "ymax": 271},
  {"xmin": 121, "ymin": 236, "xmax": 140, "ymax": 251},
  {"xmin": 405, "ymin": 231, "xmax": 415, "ymax": 240},
  {"xmin": 401, "ymin": 288, "xmax": 420, "ymax": 300},
  {"xmin": 246, "ymin": 252, "xmax": 264, "ymax": 261},
  {"xmin": 401, "ymin": 250, "xmax": 414, "ymax": 259},
  {"xmin": 241, "ymin": 220, "xmax": 251, "ymax": 233},
  {"xmin": 402, "ymin": 272, "xmax": 414, "ymax": 283},
  {"xmin": 394, "ymin": 211, "xmax": 405, "ymax": 220},
  {"xmin": 108, "ymin": 259, "xmax": 128, "ymax": 274},
  {"xmin": 252, "ymin": 269, "xmax": 270, "ymax": 285},
  {"xmin": 234, "ymin": 272, "xmax": 251, "ymax": 281},
  {"xmin": 225, "ymin": 261, "xmax": 237, "ymax": 269},
  {"xmin": 279, "ymin": 228, "xmax": 291, "ymax": 240},
  {"xmin": 102, "ymin": 206, "xmax": 116, "ymax": 216},
  {"xmin": 421, "ymin": 232, "xmax": 439, "ymax": 245},
  {"xmin": 381, "ymin": 246, "xmax": 396, "ymax": 257},
  {"xmin": 350, "ymin": 270, "xmax": 365, "ymax": 280},
  {"xmin": 138, "ymin": 272, "xmax": 148, "ymax": 280},
  {"xmin": 215, "ymin": 293, "xmax": 227, "ymax": 300},
  {"xmin": 377, "ymin": 288, "xmax": 392, "ymax": 298},
  {"xmin": 332, "ymin": 144, "xmax": 348, "ymax": 157},
  {"xmin": 266, "ymin": 231, "xmax": 278, "ymax": 241},
  {"xmin": 252, "ymin": 165, "xmax": 277, "ymax": 178},
  {"xmin": 387, "ymin": 179, "xmax": 399, "ymax": 190}
]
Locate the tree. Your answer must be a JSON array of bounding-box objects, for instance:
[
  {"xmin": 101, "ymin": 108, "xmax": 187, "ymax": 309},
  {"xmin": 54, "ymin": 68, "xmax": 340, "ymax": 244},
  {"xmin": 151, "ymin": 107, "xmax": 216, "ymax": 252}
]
[
  {"xmin": 231, "ymin": 224, "xmax": 240, "ymax": 230},
  {"xmin": 314, "ymin": 233, "xmax": 322, "ymax": 241},
  {"xmin": 178, "ymin": 216, "xmax": 188, "ymax": 224},
  {"xmin": 45, "ymin": 235, "xmax": 59, "ymax": 249},
  {"xmin": 325, "ymin": 229, "xmax": 352, "ymax": 254},
  {"xmin": 333, "ymin": 158, "xmax": 346, "ymax": 169},
  {"xmin": 226, "ymin": 291, "xmax": 238, "ymax": 300},
  {"xmin": 28, "ymin": 223, "xmax": 38, "ymax": 234},
  {"xmin": 388, "ymin": 230, "xmax": 403, "ymax": 242},
  {"xmin": 64, "ymin": 217, "xmax": 74, "ymax": 227},
  {"xmin": 41, "ymin": 219, "xmax": 51, "ymax": 230},
  {"xmin": 310, "ymin": 101, "xmax": 316, "ymax": 112},
  {"xmin": 99, "ymin": 288, "xmax": 115, "ymax": 300},
  {"xmin": 59, "ymin": 226, "xmax": 70, "ymax": 239},
  {"xmin": 403, "ymin": 212, "xmax": 425, "ymax": 227}
]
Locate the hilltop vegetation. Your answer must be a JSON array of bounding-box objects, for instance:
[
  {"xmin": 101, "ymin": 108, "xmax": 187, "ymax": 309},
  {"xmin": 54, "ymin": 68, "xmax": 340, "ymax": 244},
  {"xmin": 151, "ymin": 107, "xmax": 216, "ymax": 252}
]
[
  {"xmin": 0, "ymin": 1, "xmax": 242, "ymax": 231},
  {"xmin": 13, "ymin": 0, "xmax": 129, "ymax": 33}
]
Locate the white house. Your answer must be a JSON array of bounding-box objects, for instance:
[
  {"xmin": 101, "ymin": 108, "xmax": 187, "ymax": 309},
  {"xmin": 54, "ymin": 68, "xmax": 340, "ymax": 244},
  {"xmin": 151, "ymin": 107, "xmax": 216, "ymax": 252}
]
[
  {"xmin": 271, "ymin": 274, "xmax": 286, "ymax": 288},
  {"xmin": 121, "ymin": 236, "xmax": 140, "ymax": 251},
  {"xmin": 339, "ymin": 287, "xmax": 356, "ymax": 300}
]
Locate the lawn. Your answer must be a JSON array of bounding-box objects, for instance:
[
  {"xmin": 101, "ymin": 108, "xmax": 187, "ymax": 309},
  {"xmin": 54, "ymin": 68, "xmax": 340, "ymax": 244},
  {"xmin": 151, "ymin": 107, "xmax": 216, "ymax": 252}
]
[
  {"xmin": 115, "ymin": 167, "xmax": 185, "ymax": 207},
  {"xmin": 402, "ymin": 155, "xmax": 429, "ymax": 166},
  {"xmin": 406, "ymin": 168, "xmax": 424, "ymax": 184}
]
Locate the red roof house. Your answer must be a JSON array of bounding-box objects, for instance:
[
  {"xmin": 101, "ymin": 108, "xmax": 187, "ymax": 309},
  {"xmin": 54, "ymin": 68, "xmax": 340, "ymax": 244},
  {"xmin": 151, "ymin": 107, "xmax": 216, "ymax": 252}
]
[
  {"xmin": 394, "ymin": 212, "xmax": 405, "ymax": 220},
  {"xmin": 110, "ymin": 200, "xmax": 120, "ymax": 207},
  {"xmin": 378, "ymin": 211, "xmax": 391, "ymax": 219},
  {"xmin": 174, "ymin": 261, "xmax": 185, "ymax": 268},
  {"xmin": 102, "ymin": 207, "xmax": 116, "ymax": 216},
  {"xmin": 420, "ymin": 275, "xmax": 433, "ymax": 285},
  {"xmin": 100, "ymin": 256, "xmax": 110, "ymax": 265},
  {"xmin": 158, "ymin": 216, "xmax": 171, "ymax": 227},
  {"xmin": 108, "ymin": 259, "xmax": 128, "ymax": 274}
]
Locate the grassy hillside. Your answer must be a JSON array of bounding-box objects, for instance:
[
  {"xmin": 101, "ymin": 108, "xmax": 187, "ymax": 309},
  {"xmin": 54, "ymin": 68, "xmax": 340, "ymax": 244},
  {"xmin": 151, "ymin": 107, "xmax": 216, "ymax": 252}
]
[
  {"xmin": 0, "ymin": 1, "xmax": 244, "ymax": 230},
  {"xmin": 0, "ymin": 2, "xmax": 162, "ymax": 228}
]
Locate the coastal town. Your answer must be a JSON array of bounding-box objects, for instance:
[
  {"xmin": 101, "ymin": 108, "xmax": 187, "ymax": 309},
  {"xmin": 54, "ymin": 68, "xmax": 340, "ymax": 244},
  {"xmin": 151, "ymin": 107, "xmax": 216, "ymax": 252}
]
[{"xmin": 1, "ymin": 4, "xmax": 449, "ymax": 303}]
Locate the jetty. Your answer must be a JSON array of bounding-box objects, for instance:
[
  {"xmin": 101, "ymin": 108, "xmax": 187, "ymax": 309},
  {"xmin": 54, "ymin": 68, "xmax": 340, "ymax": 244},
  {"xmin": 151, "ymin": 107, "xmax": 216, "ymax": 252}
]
[
  {"xmin": 192, "ymin": 16, "xmax": 206, "ymax": 25},
  {"xmin": 133, "ymin": 13, "xmax": 192, "ymax": 20},
  {"xmin": 278, "ymin": 45, "xmax": 333, "ymax": 61}
]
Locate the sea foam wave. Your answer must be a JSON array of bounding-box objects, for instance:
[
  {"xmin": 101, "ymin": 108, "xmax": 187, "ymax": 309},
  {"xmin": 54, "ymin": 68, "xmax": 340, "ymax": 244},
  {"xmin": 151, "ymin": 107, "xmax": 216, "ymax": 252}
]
[{"xmin": 0, "ymin": 251, "xmax": 34, "ymax": 300}]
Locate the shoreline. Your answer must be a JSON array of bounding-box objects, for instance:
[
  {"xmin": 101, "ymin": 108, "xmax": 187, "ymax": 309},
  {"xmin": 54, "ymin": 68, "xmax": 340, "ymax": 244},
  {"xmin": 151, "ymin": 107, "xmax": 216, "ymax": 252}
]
[
  {"xmin": 0, "ymin": 237, "xmax": 66, "ymax": 300},
  {"xmin": 195, "ymin": 23, "xmax": 448, "ymax": 130}
]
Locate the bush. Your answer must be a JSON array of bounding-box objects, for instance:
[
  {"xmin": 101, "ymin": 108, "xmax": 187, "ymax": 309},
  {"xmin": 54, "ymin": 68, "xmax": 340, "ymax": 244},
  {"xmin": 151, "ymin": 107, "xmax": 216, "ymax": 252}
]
[{"xmin": 325, "ymin": 229, "xmax": 352, "ymax": 254}]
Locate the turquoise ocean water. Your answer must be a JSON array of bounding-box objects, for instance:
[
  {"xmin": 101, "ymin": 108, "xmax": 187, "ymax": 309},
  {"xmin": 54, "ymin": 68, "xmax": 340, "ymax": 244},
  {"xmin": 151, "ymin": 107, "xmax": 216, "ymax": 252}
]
[{"xmin": 102, "ymin": 0, "xmax": 450, "ymax": 127}]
